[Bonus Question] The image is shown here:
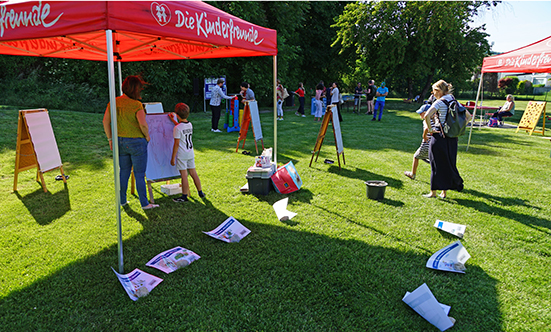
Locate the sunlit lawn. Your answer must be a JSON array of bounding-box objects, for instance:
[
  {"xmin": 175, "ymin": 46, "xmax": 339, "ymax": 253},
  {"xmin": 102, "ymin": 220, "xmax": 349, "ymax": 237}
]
[{"xmin": 0, "ymin": 98, "xmax": 549, "ymax": 331}]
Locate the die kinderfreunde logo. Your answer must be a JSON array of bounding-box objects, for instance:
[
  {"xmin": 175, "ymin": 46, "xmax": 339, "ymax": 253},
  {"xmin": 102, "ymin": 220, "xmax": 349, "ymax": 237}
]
[{"xmin": 150, "ymin": 2, "xmax": 264, "ymax": 46}]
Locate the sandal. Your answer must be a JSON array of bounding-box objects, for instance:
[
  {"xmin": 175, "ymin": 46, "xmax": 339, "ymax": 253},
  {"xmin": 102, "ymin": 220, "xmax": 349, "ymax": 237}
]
[
  {"xmin": 404, "ymin": 171, "xmax": 415, "ymax": 180},
  {"xmin": 439, "ymin": 192, "xmax": 447, "ymax": 199},
  {"xmin": 143, "ymin": 203, "xmax": 159, "ymax": 210},
  {"xmin": 422, "ymin": 193, "xmax": 437, "ymax": 198}
]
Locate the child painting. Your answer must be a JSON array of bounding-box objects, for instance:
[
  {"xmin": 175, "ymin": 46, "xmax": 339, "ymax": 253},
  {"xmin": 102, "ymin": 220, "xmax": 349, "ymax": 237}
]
[{"xmin": 170, "ymin": 103, "xmax": 205, "ymax": 202}]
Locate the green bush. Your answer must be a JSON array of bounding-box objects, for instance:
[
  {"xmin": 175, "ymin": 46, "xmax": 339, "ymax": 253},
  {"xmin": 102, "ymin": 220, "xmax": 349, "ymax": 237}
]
[{"xmin": 517, "ymin": 80, "xmax": 532, "ymax": 95}]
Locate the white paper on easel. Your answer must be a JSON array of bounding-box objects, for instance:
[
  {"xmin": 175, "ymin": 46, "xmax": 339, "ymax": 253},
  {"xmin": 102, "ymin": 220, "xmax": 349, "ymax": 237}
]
[
  {"xmin": 402, "ymin": 283, "xmax": 454, "ymax": 331},
  {"xmin": 427, "ymin": 241, "xmax": 470, "ymax": 273},
  {"xmin": 434, "ymin": 220, "xmax": 466, "ymax": 238},
  {"xmin": 273, "ymin": 198, "xmax": 297, "ymax": 221},
  {"xmin": 330, "ymin": 105, "xmax": 344, "ymax": 153},
  {"xmin": 24, "ymin": 111, "xmax": 62, "ymax": 172},
  {"xmin": 249, "ymin": 101, "xmax": 263, "ymax": 141}
]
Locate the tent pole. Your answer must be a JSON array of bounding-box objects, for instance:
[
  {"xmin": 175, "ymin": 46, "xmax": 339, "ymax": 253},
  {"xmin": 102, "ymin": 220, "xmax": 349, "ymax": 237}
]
[
  {"xmin": 273, "ymin": 55, "xmax": 277, "ymax": 164},
  {"xmin": 466, "ymin": 73, "xmax": 483, "ymax": 151},
  {"xmin": 106, "ymin": 30, "xmax": 124, "ymax": 273},
  {"xmin": 118, "ymin": 61, "xmax": 123, "ymax": 96}
]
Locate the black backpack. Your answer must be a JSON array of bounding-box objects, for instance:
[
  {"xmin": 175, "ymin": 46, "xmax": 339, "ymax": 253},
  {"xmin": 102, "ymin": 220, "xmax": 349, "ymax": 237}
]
[{"xmin": 440, "ymin": 97, "xmax": 468, "ymax": 138}]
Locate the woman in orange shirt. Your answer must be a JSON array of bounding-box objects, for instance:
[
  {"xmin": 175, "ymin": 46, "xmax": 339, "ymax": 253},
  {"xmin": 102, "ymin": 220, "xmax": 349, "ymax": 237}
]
[{"xmin": 103, "ymin": 75, "xmax": 158, "ymax": 210}]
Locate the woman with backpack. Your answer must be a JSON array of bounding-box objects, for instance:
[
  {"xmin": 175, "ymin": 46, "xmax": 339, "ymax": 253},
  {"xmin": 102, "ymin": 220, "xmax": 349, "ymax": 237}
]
[{"xmin": 421, "ymin": 80, "xmax": 470, "ymax": 199}]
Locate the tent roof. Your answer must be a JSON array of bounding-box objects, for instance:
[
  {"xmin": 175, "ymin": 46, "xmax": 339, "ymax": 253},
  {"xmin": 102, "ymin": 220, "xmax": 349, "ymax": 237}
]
[
  {"xmin": 0, "ymin": 1, "xmax": 277, "ymax": 61},
  {"xmin": 482, "ymin": 36, "xmax": 551, "ymax": 73}
]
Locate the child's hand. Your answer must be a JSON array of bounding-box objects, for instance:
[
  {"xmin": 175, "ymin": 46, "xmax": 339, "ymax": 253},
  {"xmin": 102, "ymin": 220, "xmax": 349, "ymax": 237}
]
[{"xmin": 170, "ymin": 158, "xmax": 175, "ymax": 166}]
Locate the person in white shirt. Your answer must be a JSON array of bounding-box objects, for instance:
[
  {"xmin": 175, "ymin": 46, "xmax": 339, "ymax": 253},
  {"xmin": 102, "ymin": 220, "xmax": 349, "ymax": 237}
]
[
  {"xmin": 209, "ymin": 78, "xmax": 233, "ymax": 132},
  {"xmin": 170, "ymin": 103, "xmax": 205, "ymax": 202},
  {"xmin": 330, "ymin": 82, "xmax": 342, "ymax": 122}
]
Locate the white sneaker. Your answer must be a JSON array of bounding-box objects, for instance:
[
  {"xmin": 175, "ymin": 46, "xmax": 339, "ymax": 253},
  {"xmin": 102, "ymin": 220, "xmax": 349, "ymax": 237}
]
[
  {"xmin": 212, "ymin": 129, "xmax": 222, "ymax": 133},
  {"xmin": 301, "ymin": 115, "xmax": 306, "ymax": 117}
]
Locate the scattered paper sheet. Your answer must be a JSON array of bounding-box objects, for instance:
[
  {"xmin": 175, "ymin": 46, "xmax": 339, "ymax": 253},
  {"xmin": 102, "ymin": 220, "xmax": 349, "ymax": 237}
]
[
  {"xmin": 146, "ymin": 246, "xmax": 200, "ymax": 274},
  {"xmin": 273, "ymin": 198, "xmax": 297, "ymax": 221},
  {"xmin": 403, "ymin": 283, "xmax": 455, "ymax": 331},
  {"xmin": 112, "ymin": 267, "xmax": 163, "ymax": 301},
  {"xmin": 434, "ymin": 219, "xmax": 466, "ymax": 238},
  {"xmin": 203, "ymin": 216, "xmax": 251, "ymax": 243},
  {"xmin": 427, "ymin": 240, "xmax": 471, "ymax": 273}
]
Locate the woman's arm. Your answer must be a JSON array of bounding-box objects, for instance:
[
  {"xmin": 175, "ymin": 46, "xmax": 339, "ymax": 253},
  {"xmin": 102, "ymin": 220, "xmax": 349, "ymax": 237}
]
[
  {"xmin": 136, "ymin": 109, "xmax": 150, "ymax": 142},
  {"xmin": 102, "ymin": 107, "xmax": 113, "ymax": 150},
  {"xmin": 423, "ymin": 105, "xmax": 438, "ymax": 132}
]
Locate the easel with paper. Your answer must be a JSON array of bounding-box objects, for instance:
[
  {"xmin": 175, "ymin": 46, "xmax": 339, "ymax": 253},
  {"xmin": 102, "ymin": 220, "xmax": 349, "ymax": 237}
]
[
  {"xmin": 13, "ymin": 108, "xmax": 67, "ymax": 192},
  {"xmin": 236, "ymin": 101, "xmax": 264, "ymax": 154},
  {"xmin": 309, "ymin": 105, "xmax": 345, "ymax": 170},
  {"xmin": 131, "ymin": 106, "xmax": 180, "ymax": 203}
]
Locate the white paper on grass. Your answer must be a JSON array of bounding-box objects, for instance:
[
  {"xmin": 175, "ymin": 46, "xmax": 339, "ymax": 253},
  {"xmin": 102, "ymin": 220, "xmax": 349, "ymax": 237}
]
[
  {"xmin": 402, "ymin": 283, "xmax": 454, "ymax": 331},
  {"xmin": 203, "ymin": 216, "xmax": 251, "ymax": 243},
  {"xmin": 434, "ymin": 219, "xmax": 466, "ymax": 238},
  {"xmin": 146, "ymin": 246, "xmax": 200, "ymax": 274},
  {"xmin": 24, "ymin": 111, "xmax": 62, "ymax": 172},
  {"xmin": 427, "ymin": 240, "xmax": 470, "ymax": 273},
  {"xmin": 112, "ymin": 267, "xmax": 163, "ymax": 301},
  {"xmin": 273, "ymin": 198, "xmax": 297, "ymax": 221}
]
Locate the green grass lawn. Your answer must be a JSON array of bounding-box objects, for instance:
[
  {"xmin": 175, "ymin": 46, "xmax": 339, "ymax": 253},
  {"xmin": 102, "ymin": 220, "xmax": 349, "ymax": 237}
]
[{"xmin": 0, "ymin": 99, "xmax": 550, "ymax": 331}]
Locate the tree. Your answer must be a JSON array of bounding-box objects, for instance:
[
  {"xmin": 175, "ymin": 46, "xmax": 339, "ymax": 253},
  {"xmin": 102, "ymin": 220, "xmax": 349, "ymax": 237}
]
[{"xmin": 333, "ymin": 1, "xmax": 497, "ymax": 101}]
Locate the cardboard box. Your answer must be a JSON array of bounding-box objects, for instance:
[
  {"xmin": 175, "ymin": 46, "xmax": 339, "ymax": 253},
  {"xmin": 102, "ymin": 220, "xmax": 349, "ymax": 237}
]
[{"xmin": 161, "ymin": 183, "xmax": 182, "ymax": 195}]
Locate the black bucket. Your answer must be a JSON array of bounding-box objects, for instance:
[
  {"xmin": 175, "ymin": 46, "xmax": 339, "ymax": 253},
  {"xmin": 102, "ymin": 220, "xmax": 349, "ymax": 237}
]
[{"xmin": 365, "ymin": 181, "xmax": 388, "ymax": 200}]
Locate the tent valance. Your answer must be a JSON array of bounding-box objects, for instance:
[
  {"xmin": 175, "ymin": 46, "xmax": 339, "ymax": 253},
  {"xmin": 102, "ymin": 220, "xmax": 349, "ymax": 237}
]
[
  {"xmin": 0, "ymin": 1, "xmax": 277, "ymax": 61},
  {"xmin": 482, "ymin": 36, "xmax": 551, "ymax": 73}
]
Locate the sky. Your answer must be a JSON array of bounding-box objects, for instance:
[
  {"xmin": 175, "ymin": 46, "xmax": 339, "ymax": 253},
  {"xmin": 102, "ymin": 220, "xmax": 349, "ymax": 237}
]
[{"xmin": 472, "ymin": 1, "xmax": 551, "ymax": 53}]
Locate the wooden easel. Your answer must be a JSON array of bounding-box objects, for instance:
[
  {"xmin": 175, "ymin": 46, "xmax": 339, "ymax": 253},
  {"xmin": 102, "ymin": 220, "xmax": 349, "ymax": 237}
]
[
  {"xmin": 131, "ymin": 173, "xmax": 176, "ymax": 204},
  {"xmin": 236, "ymin": 102, "xmax": 264, "ymax": 154},
  {"xmin": 516, "ymin": 101, "xmax": 546, "ymax": 136},
  {"xmin": 309, "ymin": 105, "xmax": 346, "ymax": 170},
  {"xmin": 13, "ymin": 109, "xmax": 67, "ymax": 192}
]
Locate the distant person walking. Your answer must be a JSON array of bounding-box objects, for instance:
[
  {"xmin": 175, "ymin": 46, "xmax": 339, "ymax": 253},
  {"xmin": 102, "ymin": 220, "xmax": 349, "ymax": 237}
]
[
  {"xmin": 209, "ymin": 78, "xmax": 233, "ymax": 133},
  {"xmin": 372, "ymin": 81, "xmax": 388, "ymax": 121},
  {"xmin": 365, "ymin": 80, "xmax": 376, "ymax": 115},
  {"xmin": 277, "ymin": 79, "xmax": 285, "ymax": 121},
  {"xmin": 294, "ymin": 82, "xmax": 306, "ymax": 117},
  {"xmin": 314, "ymin": 81, "xmax": 325, "ymax": 122},
  {"xmin": 353, "ymin": 82, "xmax": 363, "ymax": 113}
]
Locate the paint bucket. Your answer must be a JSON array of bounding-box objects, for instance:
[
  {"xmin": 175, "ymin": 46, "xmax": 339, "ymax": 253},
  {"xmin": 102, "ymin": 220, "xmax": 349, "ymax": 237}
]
[{"xmin": 365, "ymin": 180, "xmax": 388, "ymax": 200}]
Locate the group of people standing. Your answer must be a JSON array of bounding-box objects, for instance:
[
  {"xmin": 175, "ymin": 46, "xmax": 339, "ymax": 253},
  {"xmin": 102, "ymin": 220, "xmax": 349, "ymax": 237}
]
[{"xmin": 353, "ymin": 80, "xmax": 389, "ymax": 121}]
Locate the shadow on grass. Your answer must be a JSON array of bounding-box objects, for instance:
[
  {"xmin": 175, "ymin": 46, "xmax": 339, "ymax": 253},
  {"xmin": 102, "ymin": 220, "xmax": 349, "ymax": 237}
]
[
  {"xmin": 452, "ymin": 189, "xmax": 550, "ymax": 234},
  {"xmin": 14, "ymin": 183, "xmax": 71, "ymax": 225},
  {"xmin": 327, "ymin": 165, "xmax": 404, "ymax": 189},
  {"xmin": 0, "ymin": 204, "xmax": 502, "ymax": 331}
]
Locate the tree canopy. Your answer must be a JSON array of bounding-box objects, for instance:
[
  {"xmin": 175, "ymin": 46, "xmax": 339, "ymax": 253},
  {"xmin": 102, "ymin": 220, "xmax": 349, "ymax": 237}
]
[{"xmin": 333, "ymin": 1, "xmax": 497, "ymax": 100}]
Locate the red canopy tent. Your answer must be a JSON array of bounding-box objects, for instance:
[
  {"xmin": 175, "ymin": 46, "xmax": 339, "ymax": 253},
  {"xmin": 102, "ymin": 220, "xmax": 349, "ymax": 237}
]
[
  {"xmin": 467, "ymin": 36, "xmax": 551, "ymax": 150},
  {"xmin": 0, "ymin": 0, "xmax": 278, "ymax": 272}
]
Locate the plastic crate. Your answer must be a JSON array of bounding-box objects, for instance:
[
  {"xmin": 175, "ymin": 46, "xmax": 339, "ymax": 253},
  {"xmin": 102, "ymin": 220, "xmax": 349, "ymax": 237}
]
[{"xmin": 246, "ymin": 176, "xmax": 273, "ymax": 195}]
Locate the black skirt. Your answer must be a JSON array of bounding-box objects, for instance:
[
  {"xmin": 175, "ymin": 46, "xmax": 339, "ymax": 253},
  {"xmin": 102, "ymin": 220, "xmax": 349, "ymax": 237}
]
[{"xmin": 429, "ymin": 132, "xmax": 464, "ymax": 191}]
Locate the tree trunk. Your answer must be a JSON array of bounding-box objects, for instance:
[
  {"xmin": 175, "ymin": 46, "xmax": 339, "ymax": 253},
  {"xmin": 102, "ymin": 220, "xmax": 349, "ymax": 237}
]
[
  {"xmin": 406, "ymin": 77, "xmax": 414, "ymax": 100},
  {"xmin": 418, "ymin": 73, "xmax": 434, "ymax": 103}
]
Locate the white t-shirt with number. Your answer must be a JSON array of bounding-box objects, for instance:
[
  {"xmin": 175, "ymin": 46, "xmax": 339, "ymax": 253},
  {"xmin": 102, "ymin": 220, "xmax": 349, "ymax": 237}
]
[{"xmin": 173, "ymin": 121, "xmax": 194, "ymax": 160}]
